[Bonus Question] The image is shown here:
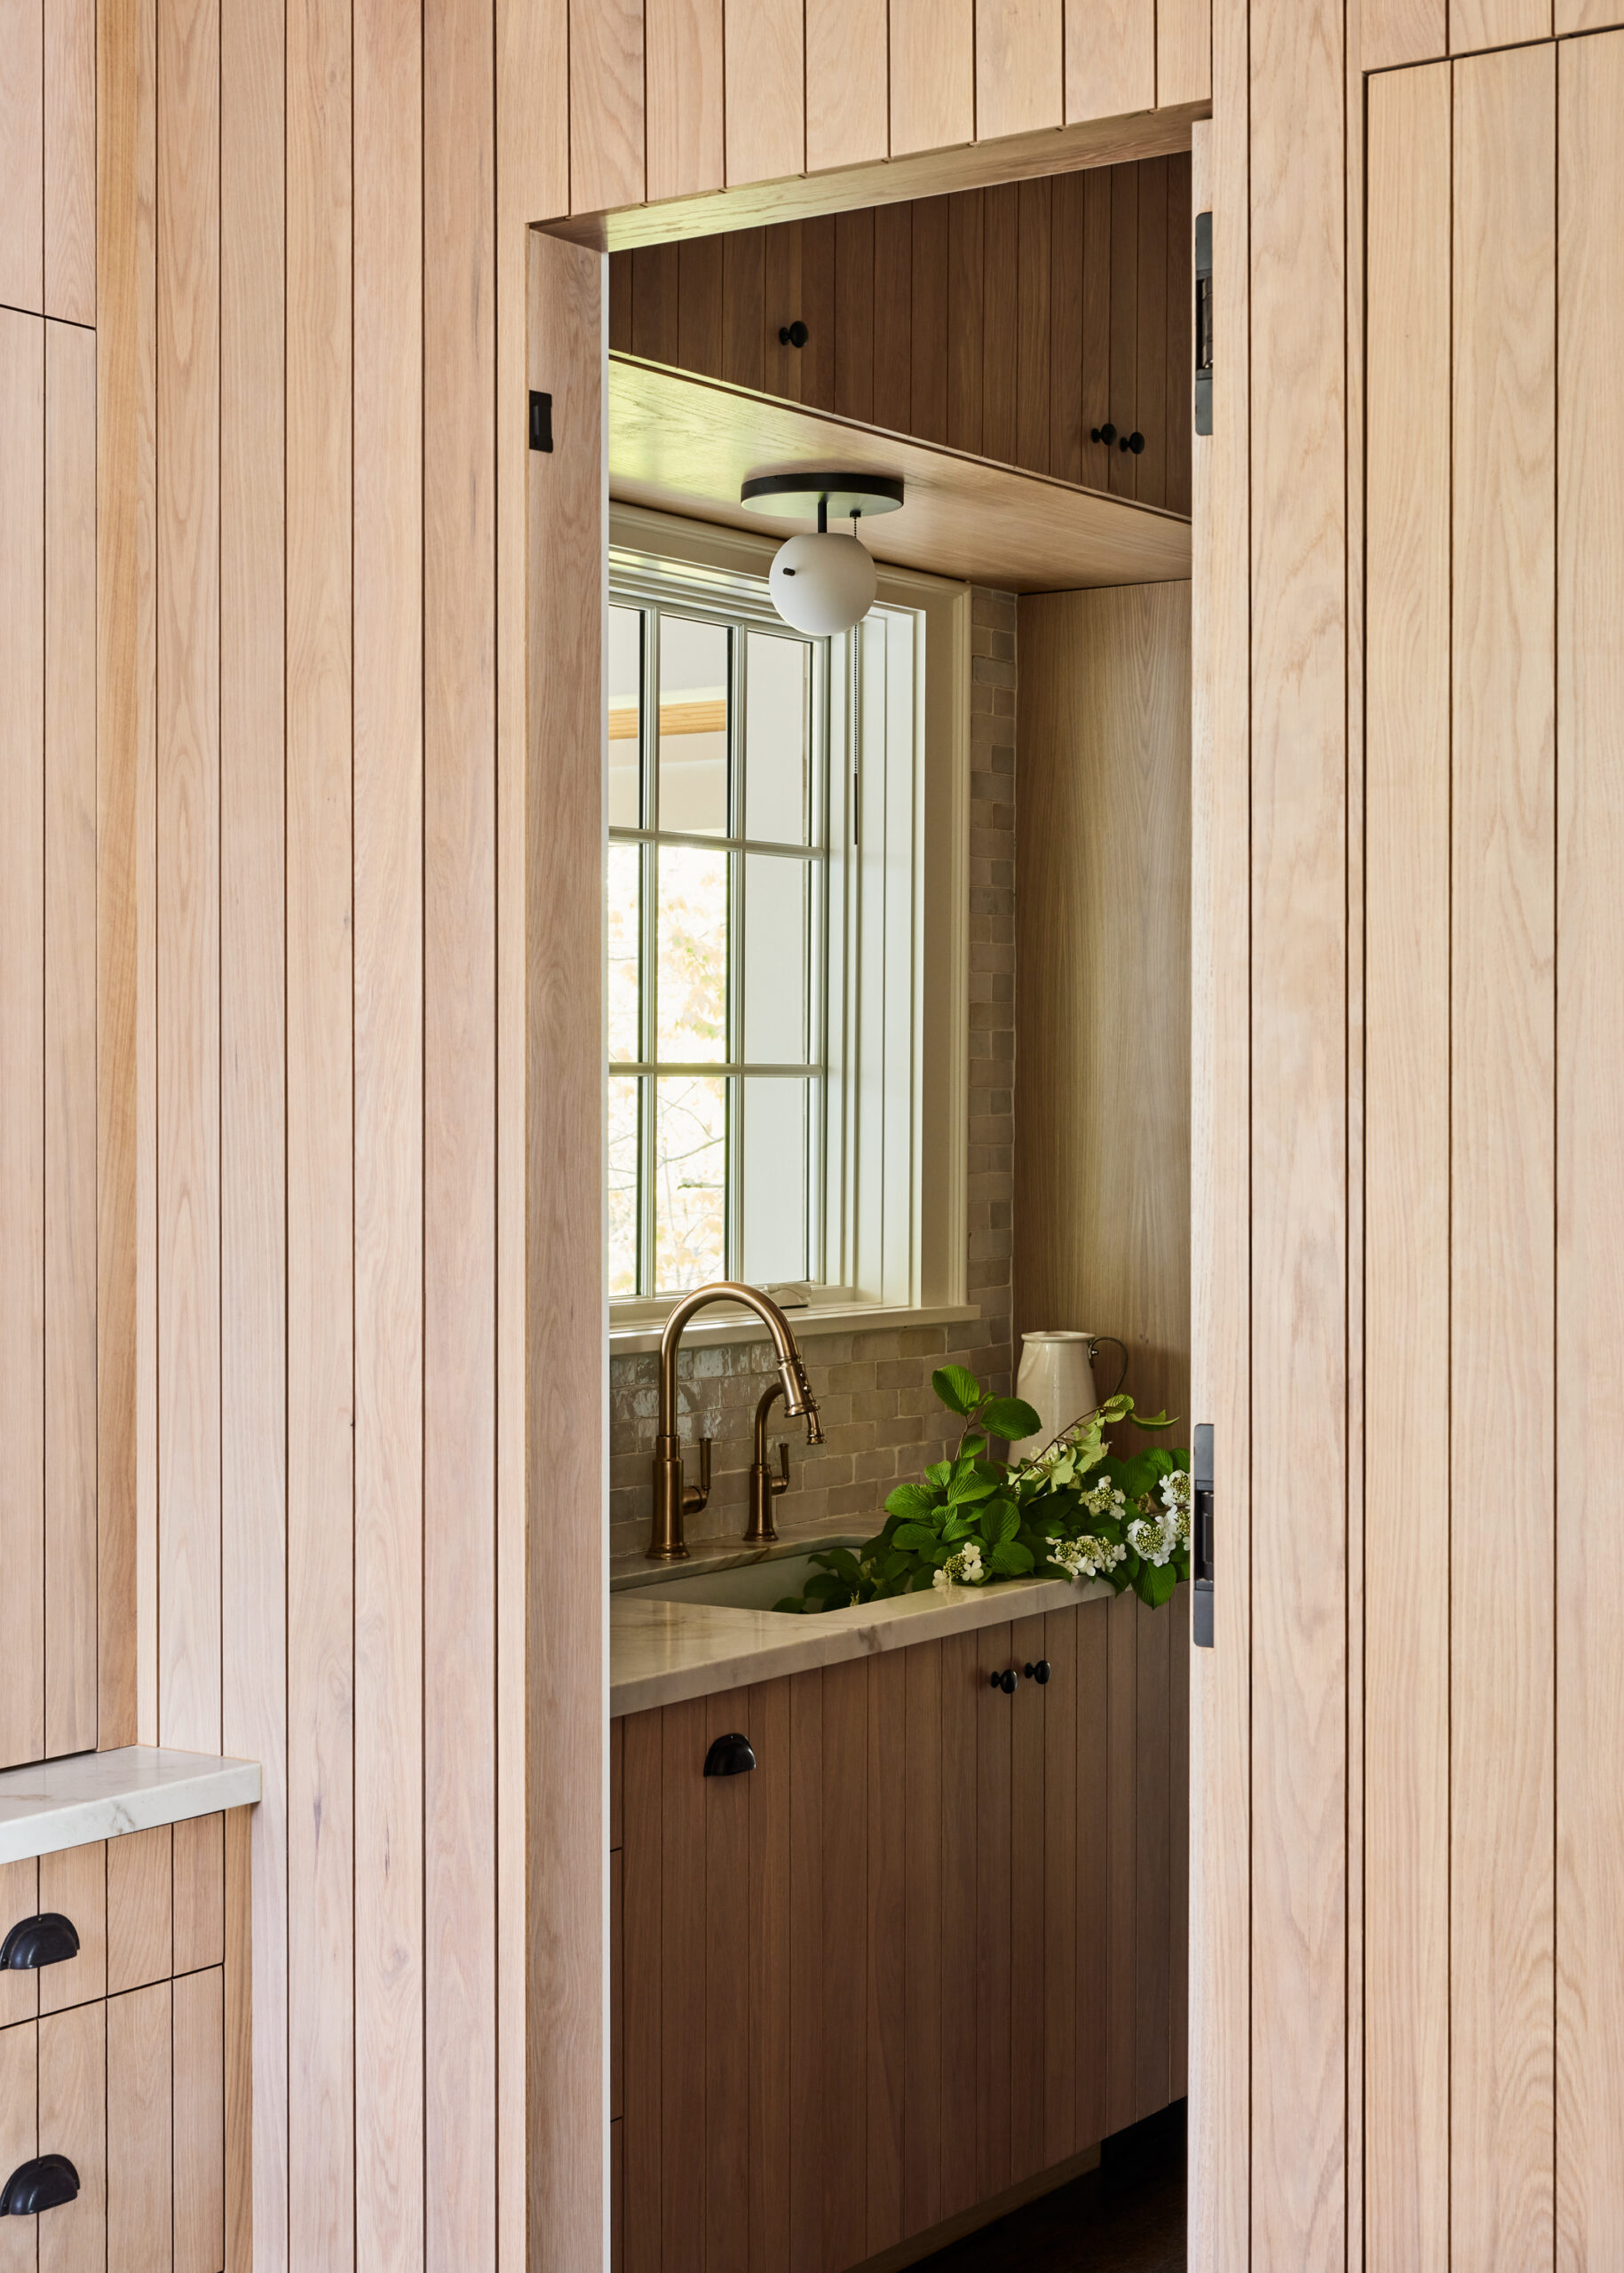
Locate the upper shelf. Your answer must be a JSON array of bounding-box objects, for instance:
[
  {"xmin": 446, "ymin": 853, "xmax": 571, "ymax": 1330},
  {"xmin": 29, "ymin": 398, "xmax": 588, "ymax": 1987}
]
[{"xmin": 607, "ymin": 355, "xmax": 1193, "ymax": 595}]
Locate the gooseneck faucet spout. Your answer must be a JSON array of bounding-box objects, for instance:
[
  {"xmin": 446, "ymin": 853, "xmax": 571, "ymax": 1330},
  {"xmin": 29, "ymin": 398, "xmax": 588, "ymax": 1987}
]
[{"xmin": 647, "ymin": 1281, "xmax": 823, "ymax": 1562}]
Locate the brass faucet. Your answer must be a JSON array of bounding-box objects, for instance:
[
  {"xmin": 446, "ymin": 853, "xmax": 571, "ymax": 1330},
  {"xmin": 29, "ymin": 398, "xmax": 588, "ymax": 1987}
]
[
  {"xmin": 647, "ymin": 1281, "xmax": 824, "ymax": 1561},
  {"xmin": 745, "ymin": 1381, "xmax": 792, "ymax": 1546}
]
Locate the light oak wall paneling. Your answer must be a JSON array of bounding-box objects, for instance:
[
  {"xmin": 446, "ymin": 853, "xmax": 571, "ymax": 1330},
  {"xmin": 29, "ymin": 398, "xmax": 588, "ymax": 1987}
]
[
  {"xmin": 804, "ymin": 0, "xmax": 889, "ymax": 174},
  {"xmin": 224, "ymin": 1804, "xmax": 252, "ymax": 2270},
  {"xmin": 724, "ymin": 0, "xmax": 803, "ymax": 188},
  {"xmin": 39, "ymin": 1998, "xmax": 105, "ymax": 2273},
  {"xmin": 1558, "ymin": 30, "xmax": 1624, "ymax": 2270},
  {"xmin": 1451, "ymin": 43, "xmax": 1557, "ymax": 2273},
  {"xmin": 1449, "ymin": 0, "xmax": 1552, "ymax": 48},
  {"xmin": 978, "ymin": 0, "xmax": 1064, "ymax": 140},
  {"xmin": 1066, "ymin": 0, "xmax": 1154, "ymax": 127},
  {"xmin": 94, "ymin": 0, "xmax": 151, "ymax": 1759},
  {"xmin": 1013, "ymin": 582, "xmax": 1192, "ymax": 1424},
  {"xmin": 1363, "ymin": 0, "xmax": 1446, "ymax": 65},
  {"xmin": 173, "ymin": 1965, "xmax": 225, "ymax": 2273},
  {"xmin": 0, "ymin": 1862, "xmax": 39, "ymax": 2030},
  {"xmin": 1364, "ymin": 59, "xmax": 1451, "ymax": 2273},
  {"xmin": 353, "ymin": 0, "xmax": 425, "ymax": 2261},
  {"xmin": 44, "ymin": 0, "xmax": 94, "ymax": 323},
  {"xmin": 646, "ymin": 0, "xmax": 723, "ymax": 203},
  {"xmin": 38, "ymin": 1838, "xmax": 107, "ymax": 2012},
  {"xmin": 107, "ymin": 1982, "xmax": 170, "ymax": 2268},
  {"xmin": 218, "ymin": 0, "xmax": 289, "ymax": 2251},
  {"xmin": 1247, "ymin": 0, "xmax": 1349, "ymax": 2261},
  {"xmin": 426, "ymin": 0, "xmax": 499, "ymax": 2259},
  {"xmin": 44, "ymin": 317, "xmax": 99, "ymax": 1760},
  {"xmin": 1157, "ymin": 0, "xmax": 1211, "ymax": 107},
  {"xmin": 570, "ymin": 0, "xmax": 646, "ymax": 213},
  {"xmin": 0, "ymin": 0, "xmax": 44, "ymax": 312},
  {"xmin": 0, "ymin": 309, "xmax": 47, "ymax": 1776},
  {"xmin": 286, "ymin": 0, "xmax": 356, "ymax": 2262},
  {"xmin": 1557, "ymin": 0, "xmax": 1624, "ymax": 22},
  {"xmin": 0, "ymin": 2021, "xmax": 36, "ymax": 2273},
  {"xmin": 108, "ymin": 1823, "xmax": 172, "ymax": 1993},
  {"xmin": 525, "ymin": 227, "xmax": 607, "ymax": 2272},
  {"xmin": 156, "ymin": 0, "xmax": 223, "ymax": 1762},
  {"xmin": 890, "ymin": 0, "xmax": 973, "ymax": 157}
]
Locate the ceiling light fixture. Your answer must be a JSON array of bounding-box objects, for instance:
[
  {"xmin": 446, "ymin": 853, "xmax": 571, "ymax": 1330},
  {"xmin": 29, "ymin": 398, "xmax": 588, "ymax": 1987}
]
[{"xmin": 740, "ymin": 471, "xmax": 905, "ymax": 637}]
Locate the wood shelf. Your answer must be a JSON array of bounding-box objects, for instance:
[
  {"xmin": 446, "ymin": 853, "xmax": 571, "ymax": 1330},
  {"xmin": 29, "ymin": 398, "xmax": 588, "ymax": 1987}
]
[{"xmin": 607, "ymin": 355, "xmax": 1192, "ymax": 594}]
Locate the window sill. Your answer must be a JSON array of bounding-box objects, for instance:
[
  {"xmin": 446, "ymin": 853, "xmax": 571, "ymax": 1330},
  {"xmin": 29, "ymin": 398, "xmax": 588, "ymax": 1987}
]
[{"xmin": 607, "ymin": 1300, "xmax": 981, "ymax": 1359}]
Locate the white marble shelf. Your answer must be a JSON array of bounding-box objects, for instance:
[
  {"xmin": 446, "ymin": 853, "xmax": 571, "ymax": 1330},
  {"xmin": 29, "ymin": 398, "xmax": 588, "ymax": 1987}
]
[
  {"xmin": 0, "ymin": 1746, "xmax": 261, "ymax": 1866},
  {"xmin": 610, "ymin": 1571, "xmax": 1114, "ymax": 1718}
]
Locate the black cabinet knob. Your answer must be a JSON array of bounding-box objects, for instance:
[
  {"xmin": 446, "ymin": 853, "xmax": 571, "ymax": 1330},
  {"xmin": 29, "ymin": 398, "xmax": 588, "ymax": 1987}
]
[
  {"xmin": 703, "ymin": 1731, "xmax": 756, "ymax": 1778},
  {"xmin": 988, "ymin": 1667, "xmax": 1019, "ymax": 1694},
  {"xmin": 0, "ymin": 2156, "xmax": 80, "ymax": 2216},
  {"xmin": 778, "ymin": 320, "xmax": 809, "ymax": 348},
  {"xmin": 0, "ymin": 1914, "xmax": 78, "ymax": 1971},
  {"xmin": 1123, "ymin": 432, "xmax": 1145, "ymax": 455},
  {"xmin": 1024, "ymin": 1660, "xmax": 1052, "ymax": 1685},
  {"xmin": 1090, "ymin": 422, "xmax": 1117, "ymax": 446}
]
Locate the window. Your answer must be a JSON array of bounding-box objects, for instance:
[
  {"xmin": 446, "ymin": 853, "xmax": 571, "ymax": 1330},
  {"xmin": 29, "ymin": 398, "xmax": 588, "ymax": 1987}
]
[{"xmin": 606, "ymin": 509, "xmax": 970, "ymax": 1330}]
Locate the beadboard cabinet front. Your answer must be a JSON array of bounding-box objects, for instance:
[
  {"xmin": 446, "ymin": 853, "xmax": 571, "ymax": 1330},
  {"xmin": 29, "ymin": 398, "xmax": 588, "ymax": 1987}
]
[{"xmin": 612, "ymin": 1592, "xmax": 1188, "ymax": 2270}]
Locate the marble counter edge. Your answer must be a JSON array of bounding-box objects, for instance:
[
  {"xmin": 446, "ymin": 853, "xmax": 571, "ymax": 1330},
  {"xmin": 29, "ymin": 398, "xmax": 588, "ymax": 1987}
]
[
  {"xmin": 0, "ymin": 1746, "xmax": 262, "ymax": 1865},
  {"xmin": 610, "ymin": 1572, "xmax": 1116, "ymax": 1716}
]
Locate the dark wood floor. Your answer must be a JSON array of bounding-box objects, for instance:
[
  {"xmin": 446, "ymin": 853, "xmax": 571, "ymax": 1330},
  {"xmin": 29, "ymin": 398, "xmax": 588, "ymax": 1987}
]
[{"xmin": 915, "ymin": 2103, "xmax": 1185, "ymax": 2273}]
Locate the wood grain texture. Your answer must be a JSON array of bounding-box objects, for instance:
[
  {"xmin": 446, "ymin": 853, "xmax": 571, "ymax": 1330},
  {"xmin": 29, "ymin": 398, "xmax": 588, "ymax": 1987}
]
[
  {"xmin": 1066, "ymin": 0, "xmax": 1154, "ymax": 127},
  {"xmin": 1008, "ymin": 1613, "xmax": 1047, "ymax": 2187},
  {"xmin": 1247, "ymin": 0, "xmax": 1348, "ymax": 2261},
  {"xmin": 974, "ymin": 1623, "xmax": 1012, "ymax": 2205},
  {"xmin": 646, "ymin": 0, "xmax": 723, "ymax": 202},
  {"xmin": 37, "ymin": 1840, "xmax": 105, "ymax": 2015},
  {"xmin": 1156, "ymin": 0, "xmax": 1210, "ymax": 106},
  {"xmin": 977, "ymin": 0, "xmax": 1064, "ymax": 140},
  {"xmin": 1132, "ymin": 157, "xmax": 1168, "ymax": 509},
  {"xmin": 39, "ymin": 1997, "xmax": 105, "ymax": 2273},
  {"xmin": 1014, "ymin": 582, "xmax": 1191, "ymax": 1413},
  {"xmin": 1557, "ymin": 34, "xmax": 1624, "ymax": 2269},
  {"xmin": 286, "ymin": 0, "xmax": 356, "ymax": 2256},
  {"xmin": 804, "ymin": 0, "xmax": 887, "ymax": 175},
  {"xmin": 108, "ymin": 1824, "xmax": 172, "ymax": 1993},
  {"xmin": 822, "ymin": 1660, "xmax": 868, "ymax": 2269},
  {"xmin": 1132, "ymin": 1603, "xmax": 1171, "ymax": 2120},
  {"xmin": 890, "ymin": 0, "xmax": 973, "ymax": 156},
  {"xmin": 1103, "ymin": 1590, "xmax": 1137, "ymax": 2136},
  {"xmin": 44, "ymin": 317, "xmax": 98, "ymax": 1760},
  {"xmin": 173, "ymin": 1810, "xmax": 224, "ymax": 1975},
  {"xmin": 174, "ymin": 1965, "xmax": 225, "ymax": 2273},
  {"xmin": 1364, "ymin": 59, "xmax": 1451, "ymax": 2273},
  {"xmin": 0, "ymin": 2020, "xmax": 36, "ymax": 2273},
  {"xmin": 570, "ymin": 0, "xmax": 645, "ymax": 212},
  {"xmin": 866, "ymin": 1651, "xmax": 907, "ymax": 2255},
  {"xmin": 1362, "ymin": 0, "xmax": 1446, "ymax": 65},
  {"xmin": 525, "ymin": 229, "xmax": 606, "ymax": 2272},
  {"xmin": 1015, "ymin": 178, "xmax": 1050, "ymax": 474},
  {"xmin": 724, "ymin": 0, "xmax": 802, "ymax": 187},
  {"xmin": 156, "ymin": 0, "xmax": 223, "ymax": 1761},
  {"xmin": 44, "ymin": 0, "xmax": 93, "ymax": 322},
  {"xmin": 747, "ymin": 1677, "xmax": 791, "ymax": 2268},
  {"xmin": 0, "ymin": 1864, "xmax": 40, "ymax": 2031},
  {"xmin": 938, "ymin": 1632, "xmax": 978, "ymax": 2225},
  {"xmin": 218, "ymin": 0, "xmax": 289, "ymax": 2250},
  {"xmin": 609, "ymin": 359, "xmax": 1191, "ymax": 593},
  {"xmin": 901, "ymin": 1643, "xmax": 943, "ymax": 2240},
  {"xmin": 787, "ymin": 1669, "xmax": 823, "ymax": 2273},
  {"xmin": 107, "ymin": 1984, "xmax": 170, "ymax": 2271},
  {"xmin": 0, "ymin": 0, "xmax": 44, "ymax": 311},
  {"xmin": 1557, "ymin": 0, "xmax": 1624, "ymax": 22},
  {"xmin": 1041, "ymin": 1609, "xmax": 1078, "ymax": 2165},
  {"xmin": 224, "ymin": 1805, "xmax": 251, "ymax": 2272},
  {"xmin": 424, "ymin": 0, "xmax": 498, "ymax": 2261},
  {"xmin": 834, "ymin": 205, "xmax": 875, "ymax": 424},
  {"xmin": 1451, "ymin": 44, "xmax": 1557, "ymax": 2273},
  {"xmin": 353, "ymin": 0, "xmax": 424, "ymax": 2257},
  {"xmin": 0, "ymin": 309, "xmax": 46, "ymax": 1777},
  {"xmin": 704, "ymin": 1696, "xmax": 749, "ymax": 2273},
  {"xmin": 1449, "ymin": 0, "xmax": 1551, "ymax": 48},
  {"xmin": 621, "ymin": 1710, "xmax": 660, "ymax": 2272}
]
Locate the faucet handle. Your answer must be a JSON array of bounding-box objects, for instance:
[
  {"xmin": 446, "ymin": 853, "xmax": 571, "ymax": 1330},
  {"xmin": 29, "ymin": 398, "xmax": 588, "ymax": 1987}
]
[
  {"xmin": 771, "ymin": 1442, "xmax": 790, "ymax": 1499},
  {"xmin": 682, "ymin": 1434, "xmax": 713, "ymax": 1517}
]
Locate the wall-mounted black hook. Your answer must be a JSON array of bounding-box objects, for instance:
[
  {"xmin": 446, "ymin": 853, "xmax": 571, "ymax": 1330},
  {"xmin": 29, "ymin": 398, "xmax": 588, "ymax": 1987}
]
[
  {"xmin": 1090, "ymin": 422, "xmax": 1117, "ymax": 446},
  {"xmin": 778, "ymin": 321, "xmax": 809, "ymax": 348},
  {"xmin": 703, "ymin": 1731, "xmax": 756, "ymax": 1778}
]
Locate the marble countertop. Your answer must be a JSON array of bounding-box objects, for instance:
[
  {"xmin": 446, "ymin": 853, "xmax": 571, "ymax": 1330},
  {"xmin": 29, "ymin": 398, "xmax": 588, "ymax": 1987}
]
[
  {"xmin": 610, "ymin": 1571, "xmax": 1113, "ymax": 1717},
  {"xmin": 0, "ymin": 1746, "xmax": 261, "ymax": 1865}
]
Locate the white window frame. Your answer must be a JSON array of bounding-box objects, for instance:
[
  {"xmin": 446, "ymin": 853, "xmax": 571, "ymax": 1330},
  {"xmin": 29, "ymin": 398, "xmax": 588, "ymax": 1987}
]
[{"xmin": 606, "ymin": 503, "xmax": 971, "ymax": 1353}]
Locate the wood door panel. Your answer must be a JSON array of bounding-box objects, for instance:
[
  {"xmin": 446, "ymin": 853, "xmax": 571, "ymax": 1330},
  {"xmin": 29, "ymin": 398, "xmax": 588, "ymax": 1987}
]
[
  {"xmin": 172, "ymin": 1968, "xmax": 224, "ymax": 2273},
  {"xmin": 1008, "ymin": 1613, "xmax": 1047, "ymax": 2186},
  {"xmin": 0, "ymin": 2021, "xmax": 37, "ymax": 2273},
  {"xmin": 107, "ymin": 1828, "xmax": 173, "ymax": 1995},
  {"xmin": 38, "ymin": 2000, "xmax": 104, "ymax": 2273},
  {"xmin": 37, "ymin": 1843, "xmax": 106, "ymax": 2016},
  {"xmin": 107, "ymin": 1984, "xmax": 171, "ymax": 2271}
]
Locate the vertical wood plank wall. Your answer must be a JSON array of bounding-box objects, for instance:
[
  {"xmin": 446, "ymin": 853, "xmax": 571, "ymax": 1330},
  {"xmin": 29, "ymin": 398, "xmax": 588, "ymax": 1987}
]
[{"xmin": 608, "ymin": 159, "xmax": 1194, "ymax": 513}]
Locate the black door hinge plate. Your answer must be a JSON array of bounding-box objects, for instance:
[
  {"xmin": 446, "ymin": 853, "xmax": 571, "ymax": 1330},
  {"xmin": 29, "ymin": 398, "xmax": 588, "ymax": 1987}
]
[
  {"xmin": 1192, "ymin": 1421, "xmax": 1214, "ymax": 1647},
  {"xmin": 528, "ymin": 390, "xmax": 553, "ymax": 452}
]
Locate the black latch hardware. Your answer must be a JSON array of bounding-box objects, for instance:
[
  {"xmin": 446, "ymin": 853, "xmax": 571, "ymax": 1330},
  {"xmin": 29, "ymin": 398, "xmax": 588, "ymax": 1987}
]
[
  {"xmin": 528, "ymin": 390, "xmax": 553, "ymax": 453},
  {"xmin": 703, "ymin": 1731, "xmax": 755, "ymax": 1778},
  {"xmin": 0, "ymin": 2156, "xmax": 80, "ymax": 2216},
  {"xmin": 0, "ymin": 1913, "xmax": 79, "ymax": 1971},
  {"xmin": 1192, "ymin": 1422, "xmax": 1214, "ymax": 1647},
  {"xmin": 1194, "ymin": 211, "xmax": 1213, "ymax": 436}
]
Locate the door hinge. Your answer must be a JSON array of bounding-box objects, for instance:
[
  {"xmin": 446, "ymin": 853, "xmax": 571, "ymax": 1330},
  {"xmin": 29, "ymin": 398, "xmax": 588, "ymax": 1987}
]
[
  {"xmin": 1192, "ymin": 1421, "xmax": 1214, "ymax": 1647},
  {"xmin": 1193, "ymin": 212, "xmax": 1213, "ymax": 438},
  {"xmin": 528, "ymin": 390, "xmax": 553, "ymax": 452}
]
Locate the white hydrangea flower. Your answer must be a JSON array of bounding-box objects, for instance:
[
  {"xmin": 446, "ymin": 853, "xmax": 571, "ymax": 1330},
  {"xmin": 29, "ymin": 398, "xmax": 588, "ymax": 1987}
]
[
  {"xmin": 1054, "ymin": 1533, "xmax": 1127, "ymax": 1583},
  {"xmin": 937, "ymin": 1540, "xmax": 986, "ymax": 1588},
  {"xmin": 1160, "ymin": 1468, "xmax": 1192, "ymax": 1514},
  {"xmin": 1127, "ymin": 1512, "xmax": 1180, "ymax": 1568}
]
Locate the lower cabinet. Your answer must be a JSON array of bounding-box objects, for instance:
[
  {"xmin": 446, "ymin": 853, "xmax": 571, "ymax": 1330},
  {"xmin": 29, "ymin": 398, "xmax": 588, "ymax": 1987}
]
[
  {"xmin": 611, "ymin": 1589, "xmax": 1189, "ymax": 2273},
  {"xmin": 0, "ymin": 1813, "xmax": 240, "ymax": 2273}
]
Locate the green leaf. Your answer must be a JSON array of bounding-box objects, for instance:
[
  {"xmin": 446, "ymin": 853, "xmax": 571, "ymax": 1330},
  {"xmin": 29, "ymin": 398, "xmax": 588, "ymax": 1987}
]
[
  {"xmin": 909, "ymin": 1566, "xmax": 938, "ymax": 1592},
  {"xmin": 772, "ymin": 1595, "xmax": 810, "ymax": 1613},
  {"xmin": 932, "ymin": 1364, "xmax": 983, "ymax": 1417},
  {"xmin": 941, "ymin": 1511, "xmax": 974, "ymax": 1541},
  {"xmin": 987, "ymin": 1539, "xmax": 1035, "ymax": 1575},
  {"xmin": 924, "ymin": 1461, "xmax": 952, "ymax": 1492},
  {"xmin": 981, "ymin": 1396, "xmax": 1042, "ymax": 1442},
  {"xmin": 884, "ymin": 1483, "xmax": 939, "ymax": 1523},
  {"xmin": 977, "ymin": 1499, "xmax": 1019, "ymax": 1547},
  {"xmin": 1137, "ymin": 1559, "xmax": 1177, "ymax": 1608},
  {"xmin": 946, "ymin": 1474, "xmax": 999, "ymax": 1507},
  {"xmin": 891, "ymin": 1523, "xmax": 939, "ymax": 1551}
]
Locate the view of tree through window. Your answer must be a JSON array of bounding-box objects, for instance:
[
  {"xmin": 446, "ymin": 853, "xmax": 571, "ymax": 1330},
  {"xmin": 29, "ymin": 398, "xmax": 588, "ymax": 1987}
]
[{"xmin": 607, "ymin": 590, "xmax": 825, "ymax": 1300}]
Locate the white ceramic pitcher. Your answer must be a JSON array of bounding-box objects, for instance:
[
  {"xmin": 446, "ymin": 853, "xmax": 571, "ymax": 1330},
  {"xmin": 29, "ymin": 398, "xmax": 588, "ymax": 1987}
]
[{"xmin": 1010, "ymin": 1330, "xmax": 1127, "ymax": 1459}]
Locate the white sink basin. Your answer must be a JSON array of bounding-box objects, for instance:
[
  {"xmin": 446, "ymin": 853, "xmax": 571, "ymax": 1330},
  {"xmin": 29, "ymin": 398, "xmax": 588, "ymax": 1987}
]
[{"xmin": 626, "ymin": 1541, "xmax": 863, "ymax": 1614}]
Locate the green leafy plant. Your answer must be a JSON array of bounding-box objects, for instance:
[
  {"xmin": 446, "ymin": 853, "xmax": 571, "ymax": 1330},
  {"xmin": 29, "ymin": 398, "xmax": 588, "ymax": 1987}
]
[{"xmin": 774, "ymin": 1365, "xmax": 1192, "ymax": 1615}]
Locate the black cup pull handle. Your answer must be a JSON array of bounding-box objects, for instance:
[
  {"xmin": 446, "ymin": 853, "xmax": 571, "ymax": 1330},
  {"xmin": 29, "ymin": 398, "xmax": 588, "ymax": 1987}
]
[
  {"xmin": 703, "ymin": 1732, "xmax": 756, "ymax": 1778},
  {"xmin": 1024, "ymin": 1659, "xmax": 1052, "ymax": 1685},
  {"xmin": 0, "ymin": 1914, "xmax": 79, "ymax": 1971},
  {"xmin": 0, "ymin": 2155, "xmax": 80, "ymax": 2216}
]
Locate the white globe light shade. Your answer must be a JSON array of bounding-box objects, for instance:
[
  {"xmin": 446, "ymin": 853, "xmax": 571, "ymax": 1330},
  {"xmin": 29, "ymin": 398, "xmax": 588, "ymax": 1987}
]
[{"xmin": 768, "ymin": 531, "xmax": 877, "ymax": 636}]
